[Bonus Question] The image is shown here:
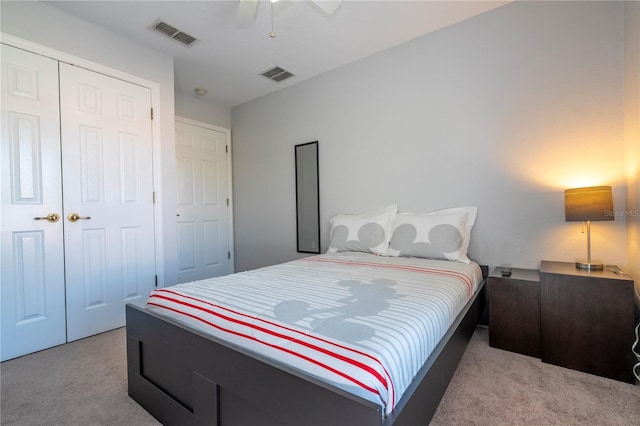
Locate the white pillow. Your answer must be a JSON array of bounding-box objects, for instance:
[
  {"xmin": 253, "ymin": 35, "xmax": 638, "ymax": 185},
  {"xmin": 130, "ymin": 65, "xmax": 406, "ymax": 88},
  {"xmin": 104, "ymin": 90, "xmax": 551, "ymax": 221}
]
[
  {"xmin": 389, "ymin": 207, "xmax": 477, "ymax": 263},
  {"xmin": 327, "ymin": 204, "xmax": 398, "ymax": 256}
]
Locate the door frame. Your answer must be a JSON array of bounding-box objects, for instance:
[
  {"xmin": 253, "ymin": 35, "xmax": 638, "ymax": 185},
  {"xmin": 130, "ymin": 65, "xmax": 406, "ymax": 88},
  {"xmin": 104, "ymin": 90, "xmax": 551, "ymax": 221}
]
[
  {"xmin": 176, "ymin": 116, "xmax": 234, "ymax": 274},
  {"xmin": 0, "ymin": 32, "xmax": 166, "ymax": 286}
]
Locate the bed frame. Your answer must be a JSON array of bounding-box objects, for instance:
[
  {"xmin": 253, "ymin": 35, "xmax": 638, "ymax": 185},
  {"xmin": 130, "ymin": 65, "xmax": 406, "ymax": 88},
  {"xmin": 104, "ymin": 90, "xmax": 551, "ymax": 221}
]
[{"xmin": 126, "ymin": 265, "xmax": 488, "ymax": 425}]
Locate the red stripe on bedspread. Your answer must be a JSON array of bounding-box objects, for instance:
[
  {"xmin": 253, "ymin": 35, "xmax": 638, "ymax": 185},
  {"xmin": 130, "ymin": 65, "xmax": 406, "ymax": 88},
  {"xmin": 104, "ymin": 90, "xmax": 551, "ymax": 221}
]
[
  {"xmin": 147, "ymin": 291, "xmax": 394, "ymax": 407},
  {"xmin": 303, "ymin": 257, "xmax": 475, "ymax": 297},
  {"xmin": 157, "ymin": 288, "xmax": 395, "ymax": 406}
]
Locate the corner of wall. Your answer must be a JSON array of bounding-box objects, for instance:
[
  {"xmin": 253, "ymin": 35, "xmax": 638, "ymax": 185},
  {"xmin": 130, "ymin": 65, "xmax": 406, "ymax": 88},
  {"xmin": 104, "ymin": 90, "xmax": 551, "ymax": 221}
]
[{"xmin": 623, "ymin": 1, "xmax": 640, "ymax": 314}]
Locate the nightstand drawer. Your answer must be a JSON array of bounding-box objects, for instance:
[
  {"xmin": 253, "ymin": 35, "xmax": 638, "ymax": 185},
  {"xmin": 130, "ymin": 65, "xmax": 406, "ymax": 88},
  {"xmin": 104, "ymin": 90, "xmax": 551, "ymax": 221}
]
[{"xmin": 488, "ymin": 268, "xmax": 541, "ymax": 358}]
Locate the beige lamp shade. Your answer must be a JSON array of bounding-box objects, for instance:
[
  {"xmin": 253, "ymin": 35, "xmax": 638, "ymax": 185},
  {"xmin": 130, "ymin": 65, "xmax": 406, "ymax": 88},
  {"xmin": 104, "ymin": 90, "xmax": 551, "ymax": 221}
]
[{"xmin": 565, "ymin": 186, "xmax": 614, "ymax": 222}]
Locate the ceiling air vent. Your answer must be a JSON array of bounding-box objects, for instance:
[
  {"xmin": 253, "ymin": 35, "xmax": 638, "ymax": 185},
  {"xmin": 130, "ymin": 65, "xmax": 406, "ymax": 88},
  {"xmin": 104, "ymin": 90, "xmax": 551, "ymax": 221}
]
[
  {"xmin": 261, "ymin": 66, "xmax": 294, "ymax": 83},
  {"xmin": 149, "ymin": 19, "xmax": 197, "ymax": 47}
]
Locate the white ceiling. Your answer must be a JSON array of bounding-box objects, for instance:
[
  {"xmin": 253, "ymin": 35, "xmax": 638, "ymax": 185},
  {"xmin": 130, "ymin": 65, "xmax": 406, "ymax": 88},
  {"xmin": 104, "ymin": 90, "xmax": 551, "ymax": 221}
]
[{"xmin": 46, "ymin": 0, "xmax": 510, "ymax": 108}]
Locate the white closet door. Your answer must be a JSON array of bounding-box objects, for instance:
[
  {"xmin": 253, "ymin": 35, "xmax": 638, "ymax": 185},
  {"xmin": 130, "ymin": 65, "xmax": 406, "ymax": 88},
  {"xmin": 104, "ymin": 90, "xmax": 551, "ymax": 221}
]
[
  {"xmin": 1, "ymin": 45, "xmax": 66, "ymax": 361},
  {"xmin": 176, "ymin": 120, "xmax": 231, "ymax": 283},
  {"xmin": 59, "ymin": 63, "xmax": 156, "ymax": 341}
]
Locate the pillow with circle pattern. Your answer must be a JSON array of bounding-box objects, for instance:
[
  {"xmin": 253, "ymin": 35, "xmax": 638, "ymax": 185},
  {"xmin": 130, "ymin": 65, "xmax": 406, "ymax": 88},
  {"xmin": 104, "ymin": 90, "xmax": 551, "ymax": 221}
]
[
  {"xmin": 389, "ymin": 207, "xmax": 477, "ymax": 263},
  {"xmin": 327, "ymin": 204, "xmax": 398, "ymax": 256}
]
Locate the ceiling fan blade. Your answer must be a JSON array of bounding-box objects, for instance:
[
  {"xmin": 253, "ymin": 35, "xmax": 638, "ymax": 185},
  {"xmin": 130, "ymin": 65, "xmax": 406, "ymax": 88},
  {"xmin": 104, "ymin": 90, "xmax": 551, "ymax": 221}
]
[
  {"xmin": 237, "ymin": 0, "xmax": 259, "ymax": 26},
  {"xmin": 311, "ymin": 0, "xmax": 342, "ymax": 15}
]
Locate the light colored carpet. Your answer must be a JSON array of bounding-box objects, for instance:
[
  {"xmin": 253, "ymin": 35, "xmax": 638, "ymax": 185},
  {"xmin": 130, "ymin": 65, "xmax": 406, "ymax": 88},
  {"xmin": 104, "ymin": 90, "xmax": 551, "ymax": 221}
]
[
  {"xmin": 1, "ymin": 326, "xmax": 638, "ymax": 425},
  {"xmin": 1, "ymin": 327, "xmax": 158, "ymax": 426},
  {"xmin": 431, "ymin": 327, "xmax": 640, "ymax": 426}
]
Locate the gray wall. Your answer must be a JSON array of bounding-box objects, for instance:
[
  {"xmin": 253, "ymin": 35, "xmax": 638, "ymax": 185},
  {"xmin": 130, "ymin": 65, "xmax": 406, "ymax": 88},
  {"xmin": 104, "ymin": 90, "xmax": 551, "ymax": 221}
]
[
  {"xmin": 175, "ymin": 92, "xmax": 231, "ymax": 129},
  {"xmin": 624, "ymin": 0, "xmax": 640, "ymax": 304},
  {"xmin": 231, "ymin": 1, "xmax": 630, "ymax": 272},
  {"xmin": 1, "ymin": 1, "xmax": 180, "ymax": 285}
]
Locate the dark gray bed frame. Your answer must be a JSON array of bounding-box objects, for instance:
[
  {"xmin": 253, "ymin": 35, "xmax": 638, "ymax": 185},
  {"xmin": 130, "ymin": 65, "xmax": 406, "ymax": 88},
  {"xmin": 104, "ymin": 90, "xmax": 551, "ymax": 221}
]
[{"xmin": 126, "ymin": 265, "xmax": 488, "ymax": 426}]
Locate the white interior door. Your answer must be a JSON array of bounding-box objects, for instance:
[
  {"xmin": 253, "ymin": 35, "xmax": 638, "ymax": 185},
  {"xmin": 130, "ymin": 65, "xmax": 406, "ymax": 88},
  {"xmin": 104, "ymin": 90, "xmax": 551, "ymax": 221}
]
[
  {"xmin": 59, "ymin": 63, "xmax": 156, "ymax": 341},
  {"xmin": 1, "ymin": 44, "xmax": 67, "ymax": 361},
  {"xmin": 176, "ymin": 120, "xmax": 232, "ymax": 283}
]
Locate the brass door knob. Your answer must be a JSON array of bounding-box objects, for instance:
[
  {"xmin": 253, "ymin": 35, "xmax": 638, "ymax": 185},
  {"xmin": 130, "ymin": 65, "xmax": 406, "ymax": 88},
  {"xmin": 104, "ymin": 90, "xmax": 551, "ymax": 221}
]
[
  {"xmin": 67, "ymin": 213, "xmax": 91, "ymax": 222},
  {"xmin": 34, "ymin": 213, "xmax": 60, "ymax": 223}
]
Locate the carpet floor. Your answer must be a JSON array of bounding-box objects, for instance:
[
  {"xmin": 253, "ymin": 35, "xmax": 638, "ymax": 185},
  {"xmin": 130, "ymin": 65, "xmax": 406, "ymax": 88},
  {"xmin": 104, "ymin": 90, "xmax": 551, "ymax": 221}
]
[{"xmin": 1, "ymin": 326, "xmax": 638, "ymax": 425}]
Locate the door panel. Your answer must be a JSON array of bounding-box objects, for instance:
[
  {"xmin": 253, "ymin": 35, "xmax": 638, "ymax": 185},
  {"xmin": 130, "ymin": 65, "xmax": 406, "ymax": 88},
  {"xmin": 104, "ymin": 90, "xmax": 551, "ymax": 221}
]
[
  {"xmin": 59, "ymin": 63, "xmax": 156, "ymax": 341},
  {"xmin": 204, "ymin": 221, "xmax": 221, "ymax": 266},
  {"xmin": 1, "ymin": 44, "xmax": 66, "ymax": 361},
  {"xmin": 176, "ymin": 121, "xmax": 230, "ymax": 283}
]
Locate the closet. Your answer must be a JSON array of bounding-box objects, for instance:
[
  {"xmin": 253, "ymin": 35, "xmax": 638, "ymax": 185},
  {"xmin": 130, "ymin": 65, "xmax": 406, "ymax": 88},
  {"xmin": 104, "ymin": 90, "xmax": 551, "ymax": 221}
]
[{"xmin": 1, "ymin": 44, "xmax": 156, "ymax": 361}]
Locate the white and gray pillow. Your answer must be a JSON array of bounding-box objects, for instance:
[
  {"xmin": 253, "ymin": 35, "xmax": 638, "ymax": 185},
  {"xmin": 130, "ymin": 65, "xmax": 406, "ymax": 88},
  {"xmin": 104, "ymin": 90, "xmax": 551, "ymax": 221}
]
[
  {"xmin": 327, "ymin": 204, "xmax": 397, "ymax": 256},
  {"xmin": 389, "ymin": 207, "xmax": 477, "ymax": 263}
]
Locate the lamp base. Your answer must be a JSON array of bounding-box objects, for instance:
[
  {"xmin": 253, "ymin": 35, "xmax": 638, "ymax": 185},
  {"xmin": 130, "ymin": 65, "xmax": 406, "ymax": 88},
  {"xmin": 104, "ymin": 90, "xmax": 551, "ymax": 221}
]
[{"xmin": 575, "ymin": 259, "xmax": 604, "ymax": 270}]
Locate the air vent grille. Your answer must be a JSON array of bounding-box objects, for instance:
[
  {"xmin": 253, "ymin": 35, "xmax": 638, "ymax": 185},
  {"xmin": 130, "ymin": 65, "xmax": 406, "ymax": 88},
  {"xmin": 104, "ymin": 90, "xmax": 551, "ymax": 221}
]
[
  {"xmin": 150, "ymin": 19, "xmax": 198, "ymax": 47},
  {"xmin": 261, "ymin": 66, "xmax": 295, "ymax": 83},
  {"xmin": 153, "ymin": 21, "xmax": 179, "ymax": 37},
  {"xmin": 271, "ymin": 71, "xmax": 294, "ymax": 82},
  {"xmin": 172, "ymin": 32, "xmax": 197, "ymax": 46}
]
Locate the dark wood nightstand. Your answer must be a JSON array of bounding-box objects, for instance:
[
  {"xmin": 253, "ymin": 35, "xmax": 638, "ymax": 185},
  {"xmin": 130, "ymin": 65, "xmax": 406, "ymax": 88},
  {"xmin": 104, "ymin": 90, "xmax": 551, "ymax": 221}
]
[
  {"xmin": 540, "ymin": 261, "xmax": 636, "ymax": 384},
  {"xmin": 488, "ymin": 267, "xmax": 541, "ymax": 358}
]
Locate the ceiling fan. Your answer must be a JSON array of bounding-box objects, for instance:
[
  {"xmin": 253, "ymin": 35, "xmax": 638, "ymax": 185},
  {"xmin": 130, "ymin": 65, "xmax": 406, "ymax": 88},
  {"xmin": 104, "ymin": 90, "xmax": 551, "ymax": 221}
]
[{"xmin": 237, "ymin": 0, "xmax": 343, "ymax": 27}]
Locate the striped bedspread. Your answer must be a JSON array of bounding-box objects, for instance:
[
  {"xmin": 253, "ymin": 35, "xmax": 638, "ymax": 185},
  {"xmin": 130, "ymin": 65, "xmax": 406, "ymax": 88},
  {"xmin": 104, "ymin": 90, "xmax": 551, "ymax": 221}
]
[{"xmin": 145, "ymin": 252, "xmax": 483, "ymax": 416}]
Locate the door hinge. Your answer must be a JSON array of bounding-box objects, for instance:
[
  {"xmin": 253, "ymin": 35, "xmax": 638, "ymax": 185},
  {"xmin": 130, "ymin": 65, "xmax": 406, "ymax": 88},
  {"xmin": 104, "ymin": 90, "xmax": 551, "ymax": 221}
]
[
  {"xmin": 155, "ymin": 275, "xmax": 158, "ymax": 287},
  {"xmin": 228, "ymin": 252, "xmax": 231, "ymax": 260},
  {"xmin": 150, "ymin": 108, "xmax": 154, "ymax": 120},
  {"xmin": 226, "ymin": 145, "xmax": 229, "ymax": 153},
  {"xmin": 153, "ymin": 192, "xmax": 156, "ymax": 203},
  {"xmin": 226, "ymin": 198, "xmax": 229, "ymax": 206}
]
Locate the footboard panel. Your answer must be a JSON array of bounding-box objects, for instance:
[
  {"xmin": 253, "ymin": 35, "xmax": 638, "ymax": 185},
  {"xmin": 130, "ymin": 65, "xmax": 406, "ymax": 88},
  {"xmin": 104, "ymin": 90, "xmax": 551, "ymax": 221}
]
[{"xmin": 126, "ymin": 304, "xmax": 383, "ymax": 426}]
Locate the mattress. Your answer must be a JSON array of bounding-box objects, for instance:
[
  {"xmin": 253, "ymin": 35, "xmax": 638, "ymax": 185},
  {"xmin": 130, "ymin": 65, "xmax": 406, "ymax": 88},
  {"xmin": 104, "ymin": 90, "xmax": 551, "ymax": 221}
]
[{"xmin": 145, "ymin": 252, "xmax": 483, "ymax": 416}]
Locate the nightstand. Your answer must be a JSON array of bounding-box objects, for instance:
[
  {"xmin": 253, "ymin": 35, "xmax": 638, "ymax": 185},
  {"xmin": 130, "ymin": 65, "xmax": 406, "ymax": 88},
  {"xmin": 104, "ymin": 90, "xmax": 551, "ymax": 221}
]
[
  {"xmin": 540, "ymin": 261, "xmax": 635, "ymax": 384},
  {"xmin": 488, "ymin": 267, "xmax": 541, "ymax": 358}
]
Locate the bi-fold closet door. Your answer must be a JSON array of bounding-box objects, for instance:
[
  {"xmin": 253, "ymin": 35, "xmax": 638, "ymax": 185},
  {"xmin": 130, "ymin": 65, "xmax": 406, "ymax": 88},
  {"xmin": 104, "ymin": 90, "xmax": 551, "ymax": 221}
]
[{"xmin": 1, "ymin": 44, "xmax": 156, "ymax": 361}]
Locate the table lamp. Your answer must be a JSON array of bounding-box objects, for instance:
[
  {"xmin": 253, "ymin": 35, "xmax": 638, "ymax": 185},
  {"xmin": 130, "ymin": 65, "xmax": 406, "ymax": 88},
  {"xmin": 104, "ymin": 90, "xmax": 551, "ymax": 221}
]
[{"xmin": 564, "ymin": 186, "xmax": 613, "ymax": 270}]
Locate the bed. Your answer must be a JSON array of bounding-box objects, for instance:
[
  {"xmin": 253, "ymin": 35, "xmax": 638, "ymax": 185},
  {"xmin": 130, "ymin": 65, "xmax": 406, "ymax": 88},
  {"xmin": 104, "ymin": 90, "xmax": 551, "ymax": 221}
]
[{"xmin": 126, "ymin": 251, "xmax": 487, "ymax": 425}]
